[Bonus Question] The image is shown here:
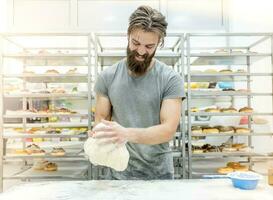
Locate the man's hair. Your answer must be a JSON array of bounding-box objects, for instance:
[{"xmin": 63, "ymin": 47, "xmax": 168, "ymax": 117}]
[{"xmin": 128, "ymin": 5, "xmax": 168, "ymax": 47}]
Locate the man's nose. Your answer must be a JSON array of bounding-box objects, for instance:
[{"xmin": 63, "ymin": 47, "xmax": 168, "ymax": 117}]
[{"xmin": 136, "ymin": 46, "xmax": 146, "ymax": 56}]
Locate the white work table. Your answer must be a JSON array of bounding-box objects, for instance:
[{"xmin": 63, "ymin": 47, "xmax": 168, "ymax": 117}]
[{"xmin": 1, "ymin": 179, "xmax": 273, "ymax": 200}]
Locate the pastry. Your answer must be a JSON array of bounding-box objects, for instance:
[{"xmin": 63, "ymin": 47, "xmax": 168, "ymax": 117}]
[
  {"xmin": 253, "ymin": 117, "xmax": 268, "ymax": 124},
  {"xmin": 237, "ymin": 89, "xmax": 250, "ymax": 92},
  {"xmin": 25, "ymin": 144, "xmax": 41, "ymax": 154},
  {"xmin": 33, "ymin": 160, "xmax": 49, "ymax": 170},
  {"xmin": 31, "ymin": 149, "xmax": 46, "ymax": 155},
  {"xmin": 196, "ymin": 82, "xmax": 209, "ymax": 89},
  {"xmin": 14, "ymin": 149, "xmax": 28, "ymax": 155},
  {"xmin": 215, "ymin": 49, "xmax": 229, "ymax": 54},
  {"xmin": 192, "ymin": 146, "xmax": 203, "ymax": 153},
  {"xmin": 46, "ymin": 69, "xmax": 59, "ymax": 74},
  {"xmin": 201, "ymin": 144, "xmax": 221, "ymax": 152},
  {"xmin": 38, "ymin": 50, "xmax": 49, "ymax": 55},
  {"xmin": 190, "ymin": 107, "xmax": 199, "ymax": 112},
  {"xmin": 44, "ymin": 162, "xmax": 58, "ymax": 171},
  {"xmin": 235, "ymin": 127, "xmax": 251, "ymax": 134},
  {"xmin": 191, "ymin": 126, "xmax": 202, "ymax": 134},
  {"xmin": 26, "ymin": 127, "xmax": 40, "ymax": 134},
  {"xmin": 226, "ymin": 162, "xmax": 249, "ymax": 172},
  {"xmin": 204, "ymin": 69, "xmax": 217, "ymax": 73},
  {"xmin": 222, "ymin": 88, "xmax": 235, "ymax": 91},
  {"xmin": 190, "ymin": 83, "xmax": 198, "ymax": 89},
  {"xmin": 220, "ymin": 107, "xmax": 237, "ymax": 113},
  {"xmin": 37, "ymin": 110, "xmax": 48, "ymax": 114},
  {"xmin": 227, "ymin": 162, "xmax": 241, "ymax": 168},
  {"xmin": 219, "ymin": 69, "xmax": 233, "ymax": 73},
  {"xmin": 218, "ymin": 126, "xmax": 234, "ymax": 134},
  {"xmin": 205, "ymin": 108, "xmax": 220, "ymax": 112},
  {"xmin": 239, "ymin": 146, "xmax": 251, "ymax": 152},
  {"xmin": 38, "ymin": 90, "xmax": 51, "ymax": 94},
  {"xmin": 50, "ymin": 147, "xmax": 66, "ymax": 156},
  {"xmin": 239, "ymin": 107, "xmax": 253, "ymax": 113},
  {"xmin": 56, "ymin": 107, "xmax": 71, "ymax": 113},
  {"xmin": 51, "ymin": 88, "xmax": 66, "ymax": 93},
  {"xmin": 217, "ymin": 167, "xmax": 234, "ymax": 174},
  {"xmin": 222, "ymin": 147, "xmax": 237, "ymax": 152},
  {"xmin": 233, "ymin": 165, "xmax": 248, "ymax": 172},
  {"xmin": 66, "ymin": 68, "xmax": 77, "ymax": 74},
  {"xmin": 206, "ymin": 146, "xmax": 220, "ymax": 152},
  {"xmin": 193, "ymin": 149, "xmax": 204, "ymax": 154},
  {"xmin": 232, "ymin": 143, "xmax": 247, "ymax": 150},
  {"xmin": 202, "ymin": 127, "xmax": 219, "ymax": 134},
  {"xmin": 46, "ymin": 128, "xmax": 62, "ymax": 134}
]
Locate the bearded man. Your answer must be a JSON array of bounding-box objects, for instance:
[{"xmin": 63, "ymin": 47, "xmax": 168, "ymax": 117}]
[{"xmin": 90, "ymin": 5, "xmax": 185, "ymax": 180}]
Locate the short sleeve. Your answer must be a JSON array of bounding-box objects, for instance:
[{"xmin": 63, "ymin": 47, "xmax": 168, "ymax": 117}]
[
  {"xmin": 163, "ymin": 73, "xmax": 185, "ymax": 100},
  {"xmin": 94, "ymin": 74, "xmax": 108, "ymax": 97}
]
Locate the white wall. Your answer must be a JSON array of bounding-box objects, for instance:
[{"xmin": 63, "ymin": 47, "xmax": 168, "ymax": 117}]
[
  {"xmin": 0, "ymin": 0, "xmax": 7, "ymax": 32},
  {"xmin": 5, "ymin": 0, "xmax": 227, "ymax": 32},
  {"xmin": 229, "ymin": 0, "xmax": 273, "ymax": 32}
]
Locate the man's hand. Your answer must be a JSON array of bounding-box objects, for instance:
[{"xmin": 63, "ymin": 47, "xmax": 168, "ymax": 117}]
[
  {"xmin": 92, "ymin": 120, "xmax": 130, "ymax": 145},
  {"xmin": 87, "ymin": 130, "xmax": 95, "ymax": 137}
]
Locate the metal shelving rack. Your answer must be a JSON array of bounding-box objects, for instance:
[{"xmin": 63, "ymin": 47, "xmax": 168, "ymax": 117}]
[
  {"xmin": 1, "ymin": 31, "xmax": 272, "ymax": 190},
  {"xmin": 185, "ymin": 33, "xmax": 273, "ymax": 178},
  {"xmin": 0, "ymin": 33, "xmax": 95, "ymax": 192},
  {"xmin": 92, "ymin": 32, "xmax": 186, "ymax": 179}
]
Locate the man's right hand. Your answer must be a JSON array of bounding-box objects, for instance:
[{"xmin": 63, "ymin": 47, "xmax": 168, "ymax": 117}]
[{"xmin": 87, "ymin": 130, "xmax": 95, "ymax": 137}]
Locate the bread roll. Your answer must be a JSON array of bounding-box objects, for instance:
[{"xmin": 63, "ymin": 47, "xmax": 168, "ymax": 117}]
[
  {"xmin": 44, "ymin": 162, "xmax": 58, "ymax": 171},
  {"xmin": 235, "ymin": 127, "xmax": 251, "ymax": 134},
  {"xmin": 239, "ymin": 107, "xmax": 253, "ymax": 113},
  {"xmin": 203, "ymin": 127, "xmax": 219, "ymax": 134},
  {"xmin": 217, "ymin": 167, "xmax": 234, "ymax": 174},
  {"xmin": 220, "ymin": 108, "xmax": 237, "ymax": 113},
  {"xmin": 205, "ymin": 108, "xmax": 220, "ymax": 113}
]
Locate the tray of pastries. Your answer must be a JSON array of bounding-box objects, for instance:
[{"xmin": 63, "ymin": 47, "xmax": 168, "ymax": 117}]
[
  {"xmin": 191, "ymin": 126, "xmax": 251, "ymax": 134},
  {"xmin": 217, "ymin": 161, "xmax": 249, "ymax": 174}
]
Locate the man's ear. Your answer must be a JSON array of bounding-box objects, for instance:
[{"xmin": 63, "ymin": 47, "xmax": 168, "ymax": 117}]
[{"xmin": 159, "ymin": 38, "xmax": 164, "ymax": 49}]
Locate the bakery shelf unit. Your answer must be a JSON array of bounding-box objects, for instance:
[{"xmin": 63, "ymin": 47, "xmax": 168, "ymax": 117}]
[
  {"xmin": 92, "ymin": 32, "xmax": 186, "ymax": 179},
  {"xmin": 0, "ymin": 33, "xmax": 95, "ymax": 192},
  {"xmin": 185, "ymin": 33, "xmax": 273, "ymax": 178}
]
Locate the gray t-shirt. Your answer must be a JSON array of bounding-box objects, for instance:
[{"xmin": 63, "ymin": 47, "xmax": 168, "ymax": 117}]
[{"xmin": 94, "ymin": 58, "xmax": 184, "ymax": 180}]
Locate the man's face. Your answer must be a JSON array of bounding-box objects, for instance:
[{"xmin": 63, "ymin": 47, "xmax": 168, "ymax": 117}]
[{"xmin": 127, "ymin": 29, "xmax": 159, "ymax": 75}]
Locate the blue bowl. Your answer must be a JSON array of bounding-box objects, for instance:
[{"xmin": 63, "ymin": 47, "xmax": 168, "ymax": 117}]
[
  {"xmin": 218, "ymin": 82, "xmax": 234, "ymax": 89},
  {"xmin": 228, "ymin": 172, "xmax": 261, "ymax": 190}
]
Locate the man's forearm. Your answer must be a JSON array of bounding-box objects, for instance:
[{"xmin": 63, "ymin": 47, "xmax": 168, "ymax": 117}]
[
  {"xmin": 94, "ymin": 114, "xmax": 111, "ymax": 127},
  {"xmin": 126, "ymin": 124, "xmax": 177, "ymax": 145}
]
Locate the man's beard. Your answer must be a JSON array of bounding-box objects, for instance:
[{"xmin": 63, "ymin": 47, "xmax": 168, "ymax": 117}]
[{"xmin": 126, "ymin": 46, "xmax": 155, "ymax": 76}]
